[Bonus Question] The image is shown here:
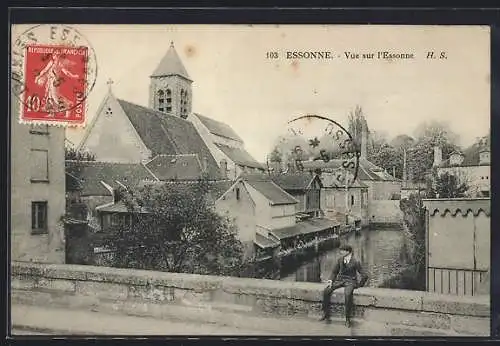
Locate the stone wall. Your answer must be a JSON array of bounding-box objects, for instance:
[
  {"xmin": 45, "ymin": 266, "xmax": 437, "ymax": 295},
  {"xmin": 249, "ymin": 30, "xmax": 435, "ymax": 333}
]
[
  {"xmin": 11, "ymin": 262, "xmax": 490, "ymax": 336},
  {"xmin": 369, "ymin": 200, "xmax": 403, "ymax": 224}
]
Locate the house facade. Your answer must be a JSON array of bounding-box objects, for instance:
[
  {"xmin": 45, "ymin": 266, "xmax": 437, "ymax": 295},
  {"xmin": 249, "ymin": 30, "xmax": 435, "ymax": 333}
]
[
  {"xmin": 215, "ymin": 174, "xmax": 339, "ymax": 259},
  {"xmin": 301, "ymin": 160, "xmax": 371, "ymax": 227},
  {"xmin": 11, "ymin": 89, "xmax": 66, "ymax": 263},
  {"xmin": 65, "ymin": 160, "xmax": 157, "ymax": 230},
  {"xmin": 423, "ymin": 198, "xmax": 490, "ymax": 296},
  {"xmin": 270, "ymin": 173, "xmax": 322, "ymax": 218},
  {"xmin": 434, "ymin": 141, "xmax": 490, "ymax": 197}
]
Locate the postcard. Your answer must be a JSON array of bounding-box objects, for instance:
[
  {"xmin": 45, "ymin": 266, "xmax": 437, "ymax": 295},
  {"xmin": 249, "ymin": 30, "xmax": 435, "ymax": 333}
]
[{"xmin": 10, "ymin": 24, "xmax": 491, "ymax": 337}]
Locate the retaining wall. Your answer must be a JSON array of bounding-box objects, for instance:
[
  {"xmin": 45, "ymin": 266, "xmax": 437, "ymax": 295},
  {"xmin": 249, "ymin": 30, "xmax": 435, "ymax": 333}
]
[{"xmin": 11, "ymin": 261, "xmax": 490, "ymax": 336}]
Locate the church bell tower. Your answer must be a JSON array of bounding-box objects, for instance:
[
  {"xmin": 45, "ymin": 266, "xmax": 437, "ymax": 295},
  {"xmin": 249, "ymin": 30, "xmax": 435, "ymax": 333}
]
[{"xmin": 149, "ymin": 42, "xmax": 193, "ymax": 119}]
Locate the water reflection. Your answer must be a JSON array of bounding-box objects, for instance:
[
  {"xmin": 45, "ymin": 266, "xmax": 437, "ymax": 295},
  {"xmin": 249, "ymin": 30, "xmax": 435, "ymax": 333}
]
[{"xmin": 282, "ymin": 227, "xmax": 412, "ymax": 288}]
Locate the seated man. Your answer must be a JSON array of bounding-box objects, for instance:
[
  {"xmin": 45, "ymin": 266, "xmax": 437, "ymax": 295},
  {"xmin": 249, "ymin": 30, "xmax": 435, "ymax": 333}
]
[{"xmin": 320, "ymin": 244, "xmax": 368, "ymax": 327}]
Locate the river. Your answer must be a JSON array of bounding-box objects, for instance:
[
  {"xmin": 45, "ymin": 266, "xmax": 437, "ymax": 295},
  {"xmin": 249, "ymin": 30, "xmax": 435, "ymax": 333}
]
[{"xmin": 280, "ymin": 226, "xmax": 413, "ymax": 288}]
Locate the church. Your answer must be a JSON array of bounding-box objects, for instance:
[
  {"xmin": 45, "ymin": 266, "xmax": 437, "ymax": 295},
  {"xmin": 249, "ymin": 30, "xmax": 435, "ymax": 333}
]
[{"xmin": 78, "ymin": 42, "xmax": 264, "ymax": 180}]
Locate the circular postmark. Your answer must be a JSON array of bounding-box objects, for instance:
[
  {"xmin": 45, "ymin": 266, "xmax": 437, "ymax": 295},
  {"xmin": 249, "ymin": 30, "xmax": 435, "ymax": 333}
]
[
  {"xmin": 11, "ymin": 24, "xmax": 98, "ymax": 126},
  {"xmin": 279, "ymin": 114, "xmax": 360, "ymax": 188}
]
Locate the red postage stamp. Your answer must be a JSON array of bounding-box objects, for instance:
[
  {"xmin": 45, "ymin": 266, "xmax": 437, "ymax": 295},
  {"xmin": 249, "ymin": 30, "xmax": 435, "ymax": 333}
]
[{"xmin": 21, "ymin": 44, "xmax": 88, "ymax": 125}]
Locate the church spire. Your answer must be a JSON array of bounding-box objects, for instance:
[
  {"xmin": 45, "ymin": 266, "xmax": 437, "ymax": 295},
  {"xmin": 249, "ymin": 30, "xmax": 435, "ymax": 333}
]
[{"xmin": 151, "ymin": 41, "xmax": 191, "ymax": 81}]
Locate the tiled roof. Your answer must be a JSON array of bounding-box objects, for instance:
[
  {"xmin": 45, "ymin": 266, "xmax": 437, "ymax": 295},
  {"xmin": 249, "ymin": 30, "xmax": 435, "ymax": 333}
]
[
  {"xmin": 66, "ymin": 172, "xmax": 83, "ymax": 191},
  {"xmin": 248, "ymin": 181, "xmax": 298, "ymax": 205},
  {"xmin": 97, "ymin": 201, "xmax": 149, "ymax": 214},
  {"xmin": 66, "ymin": 161, "xmax": 156, "ymax": 196},
  {"xmin": 270, "ymin": 218, "xmax": 340, "ymax": 240},
  {"xmin": 240, "ymin": 174, "xmax": 298, "ymax": 205},
  {"xmin": 270, "ymin": 173, "xmax": 319, "ymax": 191},
  {"xmin": 117, "ymin": 99, "xmax": 221, "ymax": 179},
  {"xmin": 423, "ymin": 198, "xmax": 490, "ymax": 217},
  {"xmin": 206, "ymin": 180, "xmax": 234, "ymax": 202},
  {"xmin": 151, "ymin": 43, "xmax": 191, "ymax": 80},
  {"xmin": 146, "ymin": 154, "xmax": 203, "ymax": 181},
  {"xmin": 302, "ymin": 158, "xmax": 398, "ymax": 182},
  {"xmin": 255, "ymin": 233, "xmax": 280, "ymax": 249},
  {"xmin": 136, "ymin": 179, "xmax": 233, "ymax": 204},
  {"xmin": 195, "ymin": 113, "xmax": 243, "ymax": 142},
  {"xmin": 215, "ymin": 143, "xmax": 264, "ymax": 169}
]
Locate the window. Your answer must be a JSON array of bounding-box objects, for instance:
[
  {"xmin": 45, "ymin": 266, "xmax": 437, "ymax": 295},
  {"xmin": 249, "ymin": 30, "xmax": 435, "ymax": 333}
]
[
  {"xmin": 236, "ymin": 187, "xmax": 240, "ymax": 200},
  {"xmin": 29, "ymin": 124, "xmax": 49, "ymax": 135},
  {"xmin": 31, "ymin": 201, "xmax": 48, "ymax": 234},
  {"xmin": 166, "ymin": 89, "xmax": 172, "ymax": 112},
  {"xmin": 180, "ymin": 89, "xmax": 188, "ymax": 118},
  {"xmin": 30, "ymin": 149, "xmax": 49, "ymax": 182},
  {"xmin": 157, "ymin": 90, "xmax": 164, "ymax": 110},
  {"xmin": 351, "ymin": 195, "xmax": 355, "ymax": 206}
]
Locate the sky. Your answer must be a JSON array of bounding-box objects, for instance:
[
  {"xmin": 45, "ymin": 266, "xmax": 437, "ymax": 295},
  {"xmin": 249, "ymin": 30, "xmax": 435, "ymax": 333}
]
[{"xmin": 13, "ymin": 24, "xmax": 491, "ymax": 162}]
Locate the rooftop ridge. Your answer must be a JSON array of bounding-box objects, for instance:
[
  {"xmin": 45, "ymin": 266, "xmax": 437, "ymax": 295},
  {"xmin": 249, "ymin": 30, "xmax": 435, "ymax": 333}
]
[{"xmin": 116, "ymin": 99, "xmax": 193, "ymax": 125}]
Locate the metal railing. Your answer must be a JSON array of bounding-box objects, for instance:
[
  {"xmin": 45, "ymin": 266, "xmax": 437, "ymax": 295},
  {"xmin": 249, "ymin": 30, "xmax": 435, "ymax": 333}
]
[{"xmin": 427, "ymin": 266, "xmax": 488, "ymax": 296}]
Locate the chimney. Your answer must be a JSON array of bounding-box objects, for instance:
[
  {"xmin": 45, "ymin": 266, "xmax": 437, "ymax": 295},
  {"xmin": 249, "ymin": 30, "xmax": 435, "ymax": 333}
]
[
  {"xmin": 433, "ymin": 146, "xmax": 442, "ymax": 167},
  {"xmin": 360, "ymin": 120, "xmax": 368, "ymax": 159},
  {"xmin": 220, "ymin": 159, "xmax": 228, "ymax": 178}
]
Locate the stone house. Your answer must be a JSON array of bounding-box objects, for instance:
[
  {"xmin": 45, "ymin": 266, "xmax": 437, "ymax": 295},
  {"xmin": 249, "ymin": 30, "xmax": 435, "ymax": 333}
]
[
  {"xmin": 433, "ymin": 140, "xmax": 490, "ymax": 197},
  {"xmin": 11, "ymin": 114, "xmax": 66, "ymax": 263},
  {"xmin": 301, "ymin": 160, "xmax": 369, "ymax": 227},
  {"xmin": 65, "ymin": 160, "xmax": 156, "ymax": 230},
  {"xmin": 270, "ymin": 173, "xmax": 323, "ymax": 218},
  {"xmin": 423, "ymin": 198, "xmax": 490, "ymax": 296},
  {"xmin": 215, "ymin": 174, "xmax": 339, "ymax": 259}
]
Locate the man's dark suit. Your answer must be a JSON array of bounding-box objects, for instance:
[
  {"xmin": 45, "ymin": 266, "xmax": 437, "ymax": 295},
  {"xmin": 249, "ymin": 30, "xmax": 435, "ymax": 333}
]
[{"xmin": 322, "ymin": 255, "xmax": 368, "ymax": 321}]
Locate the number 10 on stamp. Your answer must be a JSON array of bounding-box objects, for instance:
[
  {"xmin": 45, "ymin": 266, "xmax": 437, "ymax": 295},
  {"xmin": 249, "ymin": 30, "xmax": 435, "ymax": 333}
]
[{"xmin": 21, "ymin": 44, "xmax": 88, "ymax": 125}]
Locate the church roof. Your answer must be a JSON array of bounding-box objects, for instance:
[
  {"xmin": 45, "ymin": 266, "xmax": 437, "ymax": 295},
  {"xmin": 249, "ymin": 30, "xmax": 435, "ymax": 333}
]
[
  {"xmin": 117, "ymin": 99, "xmax": 221, "ymax": 179},
  {"xmin": 195, "ymin": 113, "xmax": 243, "ymax": 142},
  {"xmin": 65, "ymin": 161, "xmax": 156, "ymax": 196},
  {"xmin": 215, "ymin": 143, "xmax": 264, "ymax": 169},
  {"xmin": 145, "ymin": 154, "xmax": 203, "ymax": 181},
  {"xmin": 151, "ymin": 42, "xmax": 191, "ymax": 80}
]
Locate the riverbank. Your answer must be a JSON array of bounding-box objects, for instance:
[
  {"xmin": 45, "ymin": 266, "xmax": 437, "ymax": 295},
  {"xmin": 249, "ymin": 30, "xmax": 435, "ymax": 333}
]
[{"xmin": 281, "ymin": 226, "xmax": 413, "ymax": 286}]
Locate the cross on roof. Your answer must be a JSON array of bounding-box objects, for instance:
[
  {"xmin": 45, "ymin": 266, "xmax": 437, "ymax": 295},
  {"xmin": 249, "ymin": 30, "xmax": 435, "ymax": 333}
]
[{"xmin": 106, "ymin": 78, "xmax": 114, "ymax": 90}]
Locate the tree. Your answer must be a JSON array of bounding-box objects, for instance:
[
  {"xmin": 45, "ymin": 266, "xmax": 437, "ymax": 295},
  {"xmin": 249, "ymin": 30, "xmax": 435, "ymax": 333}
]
[
  {"xmin": 427, "ymin": 171, "xmax": 468, "ymax": 198},
  {"xmin": 408, "ymin": 121, "xmax": 459, "ymax": 182},
  {"xmin": 101, "ymin": 178, "xmax": 246, "ymax": 276},
  {"xmin": 65, "ymin": 146, "xmax": 96, "ymax": 161},
  {"xmin": 398, "ymin": 194, "xmax": 426, "ymax": 290},
  {"xmin": 347, "ymin": 105, "xmax": 367, "ymax": 153},
  {"xmin": 269, "ymin": 147, "xmax": 283, "ymax": 163}
]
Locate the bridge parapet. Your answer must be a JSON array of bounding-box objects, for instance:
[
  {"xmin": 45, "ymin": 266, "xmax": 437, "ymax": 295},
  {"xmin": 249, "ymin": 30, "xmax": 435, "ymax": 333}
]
[{"xmin": 11, "ymin": 261, "xmax": 490, "ymax": 336}]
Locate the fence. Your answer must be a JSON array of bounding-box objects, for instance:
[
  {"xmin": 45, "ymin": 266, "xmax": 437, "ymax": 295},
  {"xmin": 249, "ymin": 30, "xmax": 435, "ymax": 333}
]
[{"xmin": 428, "ymin": 266, "xmax": 488, "ymax": 296}]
